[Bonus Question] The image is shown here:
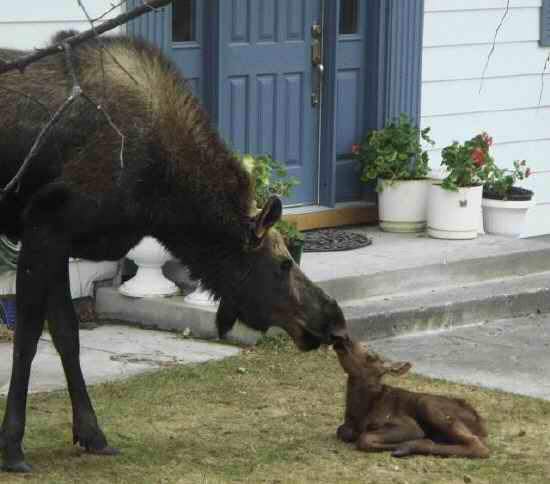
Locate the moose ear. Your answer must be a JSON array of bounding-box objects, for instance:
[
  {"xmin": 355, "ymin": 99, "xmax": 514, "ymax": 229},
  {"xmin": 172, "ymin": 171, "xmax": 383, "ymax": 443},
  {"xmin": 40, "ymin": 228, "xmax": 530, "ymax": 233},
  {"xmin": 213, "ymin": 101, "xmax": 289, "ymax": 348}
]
[
  {"xmin": 386, "ymin": 362, "xmax": 412, "ymax": 376},
  {"xmin": 215, "ymin": 299, "xmax": 239, "ymax": 339},
  {"xmin": 253, "ymin": 196, "xmax": 282, "ymax": 240}
]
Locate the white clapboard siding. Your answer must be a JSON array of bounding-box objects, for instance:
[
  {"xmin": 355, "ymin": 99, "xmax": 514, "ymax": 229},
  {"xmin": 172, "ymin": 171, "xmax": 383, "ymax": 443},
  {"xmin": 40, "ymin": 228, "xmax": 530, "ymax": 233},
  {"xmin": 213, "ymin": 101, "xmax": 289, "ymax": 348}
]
[
  {"xmin": 423, "ymin": 42, "xmax": 550, "ymax": 81},
  {"xmin": 425, "ymin": 0, "xmax": 541, "ymax": 12},
  {"xmin": 422, "ymin": 75, "xmax": 550, "ymax": 116},
  {"xmin": 0, "ymin": 1, "xmax": 123, "ymax": 50},
  {"xmin": 422, "ymin": 1, "xmax": 550, "ymax": 236},
  {"xmin": 424, "ymin": 108, "xmax": 550, "ymax": 149},
  {"xmin": 424, "ymin": 7, "xmax": 539, "ymax": 46},
  {"xmin": 0, "ymin": 2, "xmax": 122, "ymax": 22}
]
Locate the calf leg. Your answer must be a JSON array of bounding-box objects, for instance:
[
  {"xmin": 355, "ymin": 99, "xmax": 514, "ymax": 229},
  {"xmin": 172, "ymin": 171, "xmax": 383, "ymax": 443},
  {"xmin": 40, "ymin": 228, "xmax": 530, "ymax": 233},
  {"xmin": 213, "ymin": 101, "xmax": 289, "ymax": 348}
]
[
  {"xmin": 1, "ymin": 234, "xmax": 47, "ymax": 472},
  {"xmin": 46, "ymin": 254, "xmax": 117, "ymax": 455},
  {"xmin": 356, "ymin": 422, "xmax": 425, "ymax": 453},
  {"xmin": 392, "ymin": 422, "xmax": 489, "ymax": 459}
]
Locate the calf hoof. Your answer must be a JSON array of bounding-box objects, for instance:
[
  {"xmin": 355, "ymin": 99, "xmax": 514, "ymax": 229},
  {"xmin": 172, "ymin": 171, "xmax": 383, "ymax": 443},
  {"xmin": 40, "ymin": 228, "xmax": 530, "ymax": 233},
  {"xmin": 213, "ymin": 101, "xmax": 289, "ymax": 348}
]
[
  {"xmin": 1, "ymin": 460, "xmax": 32, "ymax": 473},
  {"xmin": 336, "ymin": 424, "xmax": 356, "ymax": 443},
  {"xmin": 392, "ymin": 446, "xmax": 412, "ymax": 458}
]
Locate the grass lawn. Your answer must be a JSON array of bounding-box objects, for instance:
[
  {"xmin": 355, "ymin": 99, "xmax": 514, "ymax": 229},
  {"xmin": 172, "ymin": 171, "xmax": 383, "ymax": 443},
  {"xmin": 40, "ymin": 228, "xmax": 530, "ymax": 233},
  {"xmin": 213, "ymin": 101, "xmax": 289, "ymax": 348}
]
[{"xmin": 1, "ymin": 334, "xmax": 549, "ymax": 483}]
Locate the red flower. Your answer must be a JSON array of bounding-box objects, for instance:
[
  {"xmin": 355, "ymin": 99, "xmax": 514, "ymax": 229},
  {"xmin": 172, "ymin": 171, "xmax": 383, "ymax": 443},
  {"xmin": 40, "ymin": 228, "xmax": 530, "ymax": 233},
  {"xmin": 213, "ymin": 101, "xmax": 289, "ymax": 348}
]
[
  {"xmin": 481, "ymin": 132, "xmax": 493, "ymax": 147},
  {"xmin": 526, "ymin": 167, "xmax": 531, "ymax": 178},
  {"xmin": 351, "ymin": 144, "xmax": 360, "ymax": 155},
  {"xmin": 471, "ymin": 147, "xmax": 485, "ymax": 166}
]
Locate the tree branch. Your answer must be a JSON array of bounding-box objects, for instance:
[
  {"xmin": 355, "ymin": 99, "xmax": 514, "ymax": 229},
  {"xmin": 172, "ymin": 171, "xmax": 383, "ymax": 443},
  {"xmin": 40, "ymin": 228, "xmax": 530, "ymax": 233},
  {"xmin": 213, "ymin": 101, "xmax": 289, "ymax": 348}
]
[
  {"xmin": 479, "ymin": 0, "xmax": 510, "ymax": 93},
  {"xmin": 0, "ymin": 44, "xmax": 82, "ymax": 200},
  {"xmin": 0, "ymin": 0, "xmax": 173, "ymax": 76}
]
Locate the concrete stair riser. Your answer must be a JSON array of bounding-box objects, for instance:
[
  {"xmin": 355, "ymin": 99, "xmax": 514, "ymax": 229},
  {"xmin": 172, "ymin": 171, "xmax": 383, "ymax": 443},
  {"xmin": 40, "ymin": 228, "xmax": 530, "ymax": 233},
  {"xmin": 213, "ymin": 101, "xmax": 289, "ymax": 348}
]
[
  {"xmin": 319, "ymin": 249, "xmax": 550, "ymax": 303},
  {"xmin": 343, "ymin": 277, "xmax": 550, "ymax": 342},
  {"xmin": 95, "ymin": 288, "xmax": 279, "ymax": 345}
]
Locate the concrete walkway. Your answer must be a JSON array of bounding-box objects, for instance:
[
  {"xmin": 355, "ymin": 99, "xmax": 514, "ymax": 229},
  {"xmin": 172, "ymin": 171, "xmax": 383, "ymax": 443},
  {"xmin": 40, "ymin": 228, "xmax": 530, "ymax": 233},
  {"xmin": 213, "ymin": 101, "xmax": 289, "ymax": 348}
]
[
  {"xmin": 369, "ymin": 312, "xmax": 550, "ymax": 401},
  {"xmin": 0, "ymin": 325, "xmax": 240, "ymax": 394}
]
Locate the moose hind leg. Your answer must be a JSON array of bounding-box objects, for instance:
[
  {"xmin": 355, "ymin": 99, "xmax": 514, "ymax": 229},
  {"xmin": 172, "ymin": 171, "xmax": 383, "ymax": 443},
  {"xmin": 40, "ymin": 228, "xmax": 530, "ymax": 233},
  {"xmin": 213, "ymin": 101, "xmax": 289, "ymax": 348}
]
[
  {"xmin": 1, "ymin": 238, "xmax": 47, "ymax": 472},
  {"xmin": 393, "ymin": 417, "xmax": 490, "ymax": 459},
  {"xmin": 46, "ymin": 253, "xmax": 117, "ymax": 455}
]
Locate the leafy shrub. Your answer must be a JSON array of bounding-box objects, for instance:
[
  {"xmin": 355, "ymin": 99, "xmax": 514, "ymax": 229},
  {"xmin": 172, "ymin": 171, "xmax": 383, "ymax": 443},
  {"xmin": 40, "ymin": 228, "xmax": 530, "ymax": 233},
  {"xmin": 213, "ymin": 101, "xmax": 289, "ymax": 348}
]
[{"xmin": 353, "ymin": 114, "xmax": 433, "ymax": 188}]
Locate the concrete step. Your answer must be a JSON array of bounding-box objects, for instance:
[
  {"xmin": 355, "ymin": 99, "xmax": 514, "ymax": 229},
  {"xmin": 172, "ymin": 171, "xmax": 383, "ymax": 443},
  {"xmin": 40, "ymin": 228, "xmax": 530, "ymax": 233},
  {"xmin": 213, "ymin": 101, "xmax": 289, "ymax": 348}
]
[
  {"xmin": 95, "ymin": 230, "xmax": 550, "ymax": 345},
  {"xmin": 95, "ymin": 287, "xmax": 268, "ymax": 345},
  {"xmin": 309, "ymin": 241, "xmax": 550, "ymax": 303},
  {"xmin": 342, "ymin": 271, "xmax": 550, "ymax": 342}
]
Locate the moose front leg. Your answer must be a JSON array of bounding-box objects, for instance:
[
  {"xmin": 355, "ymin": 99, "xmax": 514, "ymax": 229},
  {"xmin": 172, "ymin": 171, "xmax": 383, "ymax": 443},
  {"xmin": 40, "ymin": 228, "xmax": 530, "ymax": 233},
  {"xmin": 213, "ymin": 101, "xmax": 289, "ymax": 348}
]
[
  {"xmin": 1, "ymin": 237, "xmax": 47, "ymax": 472},
  {"xmin": 46, "ymin": 267, "xmax": 117, "ymax": 456}
]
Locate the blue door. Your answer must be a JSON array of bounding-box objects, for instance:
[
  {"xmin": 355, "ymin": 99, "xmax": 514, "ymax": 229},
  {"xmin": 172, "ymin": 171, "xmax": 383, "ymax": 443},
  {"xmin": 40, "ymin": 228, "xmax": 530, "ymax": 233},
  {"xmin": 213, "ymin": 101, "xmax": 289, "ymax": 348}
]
[
  {"xmin": 126, "ymin": 1, "xmax": 370, "ymax": 208},
  {"xmin": 217, "ymin": 0, "xmax": 322, "ymax": 206}
]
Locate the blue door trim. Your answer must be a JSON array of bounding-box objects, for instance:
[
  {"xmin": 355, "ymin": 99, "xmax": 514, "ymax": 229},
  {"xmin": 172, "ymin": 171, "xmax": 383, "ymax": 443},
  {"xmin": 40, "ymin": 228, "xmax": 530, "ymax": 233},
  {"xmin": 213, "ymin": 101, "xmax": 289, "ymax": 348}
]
[
  {"xmin": 318, "ymin": 0, "xmax": 338, "ymax": 207},
  {"xmin": 364, "ymin": 0, "xmax": 424, "ymax": 132},
  {"xmin": 541, "ymin": 0, "xmax": 550, "ymax": 47},
  {"xmin": 204, "ymin": 1, "xmax": 220, "ymax": 124}
]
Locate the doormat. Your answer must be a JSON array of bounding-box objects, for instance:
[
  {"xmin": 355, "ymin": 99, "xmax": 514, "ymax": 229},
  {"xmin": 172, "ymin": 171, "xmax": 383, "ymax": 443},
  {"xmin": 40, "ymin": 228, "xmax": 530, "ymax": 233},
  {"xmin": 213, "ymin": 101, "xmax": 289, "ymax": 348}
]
[{"xmin": 303, "ymin": 228, "xmax": 372, "ymax": 252}]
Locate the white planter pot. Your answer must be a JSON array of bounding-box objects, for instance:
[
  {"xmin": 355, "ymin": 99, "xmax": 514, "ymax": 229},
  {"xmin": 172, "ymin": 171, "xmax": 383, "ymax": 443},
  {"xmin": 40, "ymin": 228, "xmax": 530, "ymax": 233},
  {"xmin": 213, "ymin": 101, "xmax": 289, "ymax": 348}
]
[
  {"xmin": 482, "ymin": 197, "xmax": 535, "ymax": 237},
  {"xmin": 427, "ymin": 185, "xmax": 482, "ymax": 240},
  {"xmin": 119, "ymin": 236, "xmax": 179, "ymax": 298},
  {"xmin": 377, "ymin": 179, "xmax": 431, "ymax": 233}
]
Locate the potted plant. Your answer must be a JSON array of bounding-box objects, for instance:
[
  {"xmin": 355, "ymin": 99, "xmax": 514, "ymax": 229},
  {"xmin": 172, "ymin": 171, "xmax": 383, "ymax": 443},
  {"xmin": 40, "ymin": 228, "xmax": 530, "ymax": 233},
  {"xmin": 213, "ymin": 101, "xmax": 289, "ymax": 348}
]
[
  {"xmin": 482, "ymin": 159, "xmax": 534, "ymax": 237},
  {"xmin": 427, "ymin": 132, "xmax": 495, "ymax": 240},
  {"xmin": 242, "ymin": 153, "xmax": 305, "ymax": 264},
  {"xmin": 353, "ymin": 113, "xmax": 434, "ymax": 233}
]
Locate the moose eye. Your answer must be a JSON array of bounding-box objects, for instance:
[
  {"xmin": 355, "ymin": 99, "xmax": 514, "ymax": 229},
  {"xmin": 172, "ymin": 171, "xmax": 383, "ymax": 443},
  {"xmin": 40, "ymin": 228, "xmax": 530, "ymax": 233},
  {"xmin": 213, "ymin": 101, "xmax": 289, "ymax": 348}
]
[{"xmin": 280, "ymin": 258, "xmax": 293, "ymax": 272}]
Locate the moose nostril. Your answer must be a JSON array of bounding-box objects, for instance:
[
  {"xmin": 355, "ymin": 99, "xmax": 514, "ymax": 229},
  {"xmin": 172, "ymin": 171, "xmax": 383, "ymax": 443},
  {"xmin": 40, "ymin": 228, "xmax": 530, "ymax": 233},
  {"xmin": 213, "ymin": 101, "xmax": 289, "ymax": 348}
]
[{"xmin": 330, "ymin": 327, "xmax": 350, "ymax": 347}]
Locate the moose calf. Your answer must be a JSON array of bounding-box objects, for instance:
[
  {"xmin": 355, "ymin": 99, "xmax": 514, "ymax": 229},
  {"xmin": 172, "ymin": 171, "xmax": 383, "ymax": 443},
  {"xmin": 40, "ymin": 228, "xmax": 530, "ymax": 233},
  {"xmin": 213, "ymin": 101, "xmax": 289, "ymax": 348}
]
[{"xmin": 334, "ymin": 342, "xmax": 489, "ymax": 458}]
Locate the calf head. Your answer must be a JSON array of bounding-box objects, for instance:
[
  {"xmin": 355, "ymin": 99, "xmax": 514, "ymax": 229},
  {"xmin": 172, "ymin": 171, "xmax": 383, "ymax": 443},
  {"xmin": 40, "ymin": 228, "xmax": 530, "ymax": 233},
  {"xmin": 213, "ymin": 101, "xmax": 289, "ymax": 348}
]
[
  {"xmin": 216, "ymin": 196, "xmax": 349, "ymax": 351},
  {"xmin": 334, "ymin": 341, "xmax": 411, "ymax": 384}
]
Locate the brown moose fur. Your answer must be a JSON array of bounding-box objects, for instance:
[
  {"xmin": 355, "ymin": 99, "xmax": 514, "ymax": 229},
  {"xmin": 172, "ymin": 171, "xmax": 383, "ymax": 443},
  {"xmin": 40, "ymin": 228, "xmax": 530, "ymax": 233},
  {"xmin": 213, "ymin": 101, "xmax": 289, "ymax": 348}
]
[
  {"xmin": 334, "ymin": 342, "xmax": 490, "ymax": 459},
  {"xmin": 0, "ymin": 33, "xmax": 348, "ymax": 472}
]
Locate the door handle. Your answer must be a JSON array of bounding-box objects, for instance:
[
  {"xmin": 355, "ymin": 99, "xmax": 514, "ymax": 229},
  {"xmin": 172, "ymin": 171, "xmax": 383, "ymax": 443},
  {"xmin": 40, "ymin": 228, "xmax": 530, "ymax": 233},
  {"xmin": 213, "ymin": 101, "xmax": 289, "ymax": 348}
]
[{"xmin": 311, "ymin": 22, "xmax": 323, "ymax": 107}]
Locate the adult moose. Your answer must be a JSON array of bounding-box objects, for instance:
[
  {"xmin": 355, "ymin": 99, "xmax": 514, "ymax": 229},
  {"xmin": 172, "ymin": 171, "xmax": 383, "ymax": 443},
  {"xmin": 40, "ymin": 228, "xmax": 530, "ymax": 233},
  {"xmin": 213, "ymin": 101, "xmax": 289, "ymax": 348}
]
[{"xmin": 0, "ymin": 33, "xmax": 348, "ymax": 472}]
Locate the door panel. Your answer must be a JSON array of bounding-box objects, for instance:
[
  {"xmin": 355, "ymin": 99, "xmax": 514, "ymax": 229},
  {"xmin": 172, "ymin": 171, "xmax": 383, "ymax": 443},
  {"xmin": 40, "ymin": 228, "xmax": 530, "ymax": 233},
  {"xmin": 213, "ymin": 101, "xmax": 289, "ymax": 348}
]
[
  {"xmin": 335, "ymin": 0, "xmax": 367, "ymax": 202},
  {"xmin": 218, "ymin": 0, "xmax": 321, "ymax": 206}
]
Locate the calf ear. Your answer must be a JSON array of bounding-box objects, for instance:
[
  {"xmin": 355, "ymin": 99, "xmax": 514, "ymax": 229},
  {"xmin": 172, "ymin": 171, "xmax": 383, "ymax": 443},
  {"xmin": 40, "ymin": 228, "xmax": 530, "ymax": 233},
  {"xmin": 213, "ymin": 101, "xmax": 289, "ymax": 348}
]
[
  {"xmin": 216, "ymin": 299, "xmax": 239, "ymax": 339},
  {"xmin": 253, "ymin": 196, "xmax": 282, "ymax": 240},
  {"xmin": 386, "ymin": 362, "xmax": 412, "ymax": 376}
]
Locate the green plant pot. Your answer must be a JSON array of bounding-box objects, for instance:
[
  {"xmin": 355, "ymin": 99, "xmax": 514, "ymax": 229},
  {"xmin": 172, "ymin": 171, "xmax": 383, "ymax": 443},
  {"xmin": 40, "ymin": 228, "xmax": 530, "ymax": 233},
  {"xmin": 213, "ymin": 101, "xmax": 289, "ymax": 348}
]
[{"xmin": 287, "ymin": 239, "xmax": 305, "ymax": 265}]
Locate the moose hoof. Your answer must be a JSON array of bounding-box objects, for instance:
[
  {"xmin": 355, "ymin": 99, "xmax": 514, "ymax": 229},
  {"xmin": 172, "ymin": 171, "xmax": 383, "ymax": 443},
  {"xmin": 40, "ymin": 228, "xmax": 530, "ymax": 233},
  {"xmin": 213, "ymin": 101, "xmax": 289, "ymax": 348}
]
[
  {"xmin": 87, "ymin": 445, "xmax": 119, "ymax": 456},
  {"xmin": 1, "ymin": 460, "xmax": 32, "ymax": 473}
]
